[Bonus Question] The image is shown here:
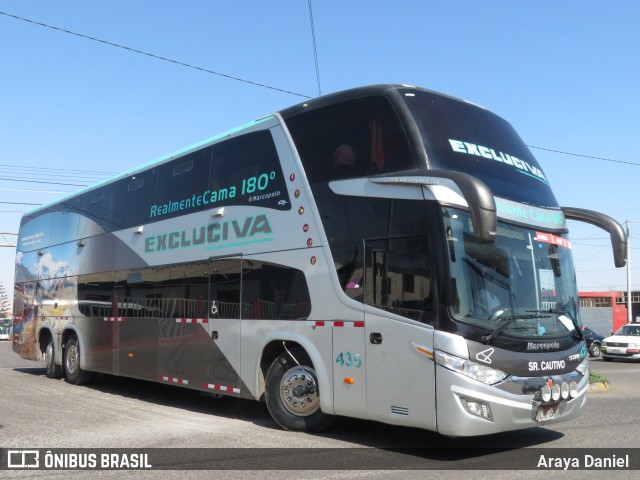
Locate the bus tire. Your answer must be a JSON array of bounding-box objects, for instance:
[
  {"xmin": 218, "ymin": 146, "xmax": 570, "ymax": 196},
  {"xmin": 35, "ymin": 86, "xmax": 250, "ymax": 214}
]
[
  {"xmin": 63, "ymin": 336, "xmax": 94, "ymax": 385},
  {"xmin": 44, "ymin": 337, "xmax": 63, "ymax": 379},
  {"xmin": 265, "ymin": 350, "xmax": 333, "ymax": 432}
]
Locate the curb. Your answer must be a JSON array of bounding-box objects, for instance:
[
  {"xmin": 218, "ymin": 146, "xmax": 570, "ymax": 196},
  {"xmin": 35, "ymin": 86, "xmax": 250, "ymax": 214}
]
[{"xmin": 588, "ymin": 381, "xmax": 609, "ymax": 392}]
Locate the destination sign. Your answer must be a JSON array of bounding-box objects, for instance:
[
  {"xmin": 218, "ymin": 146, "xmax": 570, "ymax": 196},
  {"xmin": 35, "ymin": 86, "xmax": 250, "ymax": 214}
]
[{"xmin": 495, "ymin": 198, "xmax": 566, "ymax": 230}]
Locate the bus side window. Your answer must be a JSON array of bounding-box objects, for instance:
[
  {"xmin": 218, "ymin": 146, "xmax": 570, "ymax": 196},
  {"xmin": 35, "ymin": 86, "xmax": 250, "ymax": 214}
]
[
  {"xmin": 155, "ymin": 263, "xmax": 209, "ymax": 320},
  {"xmin": 364, "ymin": 236, "xmax": 434, "ymax": 324},
  {"xmin": 242, "ymin": 260, "xmax": 311, "ymax": 320}
]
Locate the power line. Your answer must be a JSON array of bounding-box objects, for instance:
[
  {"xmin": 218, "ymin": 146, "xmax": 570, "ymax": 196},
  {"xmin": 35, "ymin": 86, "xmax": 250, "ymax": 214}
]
[
  {"xmin": 0, "ymin": 163, "xmax": 116, "ymax": 176},
  {"xmin": 0, "ymin": 10, "xmax": 312, "ymax": 100},
  {"xmin": 307, "ymin": 0, "xmax": 322, "ymax": 96},
  {"xmin": 528, "ymin": 145, "xmax": 640, "ymax": 167},
  {"xmin": 0, "ymin": 187, "xmax": 73, "ymax": 195},
  {"xmin": 4, "ymin": 11, "xmax": 640, "ymax": 171},
  {"xmin": 0, "ymin": 170, "xmax": 112, "ymax": 182},
  {"xmin": 581, "ymin": 284, "xmax": 640, "ymax": 290},
  {"xmin": 0, "ymin": 165, "xmax": 116, "ymax": 185},
  {"xmin": 0, "ymin": 177, "xmax": 87, "ymax": 187},
  {"xmin": 1, "ymin": 174, "xmax": 104, "ymax": 184}
]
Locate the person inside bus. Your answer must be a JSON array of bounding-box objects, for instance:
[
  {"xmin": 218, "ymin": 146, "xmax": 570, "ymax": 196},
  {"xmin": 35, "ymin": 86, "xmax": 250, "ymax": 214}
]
[{"xmin": 333, "ymin": 144, "xmax": 356, "ymax": 178}]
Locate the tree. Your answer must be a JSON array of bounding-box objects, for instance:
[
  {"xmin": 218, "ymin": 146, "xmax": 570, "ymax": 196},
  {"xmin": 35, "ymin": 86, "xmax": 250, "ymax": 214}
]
[{"xmin": 0, "ymin": 282, "xmax": 11, "ymax": 318}]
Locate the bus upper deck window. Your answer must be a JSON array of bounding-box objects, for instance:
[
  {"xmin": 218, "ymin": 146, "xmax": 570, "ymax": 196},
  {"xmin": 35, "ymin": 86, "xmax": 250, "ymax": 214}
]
[{"xmin": 173, "ymin": 160, "xmax": 193, "ymax": 177}]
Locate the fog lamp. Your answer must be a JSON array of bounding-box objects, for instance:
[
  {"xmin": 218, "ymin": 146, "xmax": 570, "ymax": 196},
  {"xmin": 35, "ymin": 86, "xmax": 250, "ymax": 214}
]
[
  {"xmin": 541, "ymin": 384, "xmax": 552, "ymax": 402},
  {"xmin": 560, "ymin": 382, "xmax": 570, "ymax": 399},
  {"xmin": 461, "ymin": 398, "xmax": 493, "ymax": 421},
  {"xmin": 569, "ymin": 381, "xmax": 578, "ymax": 398},
  {"xmin": 551, "ymin": 384, "xmax": 561, "ymax": 401}
]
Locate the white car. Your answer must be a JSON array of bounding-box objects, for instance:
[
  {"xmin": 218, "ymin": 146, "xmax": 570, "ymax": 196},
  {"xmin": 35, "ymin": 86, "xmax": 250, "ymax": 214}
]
[{"xmin": 601, "ymin": 324, "xmax": 640, "ymax": 361}]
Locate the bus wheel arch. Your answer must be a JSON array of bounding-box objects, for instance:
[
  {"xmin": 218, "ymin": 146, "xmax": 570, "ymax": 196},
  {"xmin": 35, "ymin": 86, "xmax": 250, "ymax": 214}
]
[
  {"xmin": 259, "ymin": 341, "xmax": 293, "ymax": 401},
  {"xmin": 262, "ymin": 342, "xmax": 334, "ymax": 432},
  {"xmin": 39, "ymin": 328, "xmax": 63, "ymax": 379},
  {"xmin": 258, "ymin": 340, "xmax": 316, "ymax": 401}
]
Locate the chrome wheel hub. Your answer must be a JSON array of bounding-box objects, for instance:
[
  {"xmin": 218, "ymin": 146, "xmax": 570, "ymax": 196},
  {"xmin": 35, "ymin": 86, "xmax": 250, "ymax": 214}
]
[
  {"xmin": 66, "ymin": 344, "xmax": 78, "ymax": 374},
  {"xmin": 280, "ymin": 366, "xmax": 320, "ymax": 416},
  {"xmin": 45, "ymin": 342, "xmax": 53, "ymax": 366}
]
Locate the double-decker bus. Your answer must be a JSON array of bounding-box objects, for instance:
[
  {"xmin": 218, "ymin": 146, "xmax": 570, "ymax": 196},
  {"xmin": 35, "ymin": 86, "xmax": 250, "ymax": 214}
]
[{"xmin": 13, "ymin": 85, "xmax": 626, "ymax": 436}]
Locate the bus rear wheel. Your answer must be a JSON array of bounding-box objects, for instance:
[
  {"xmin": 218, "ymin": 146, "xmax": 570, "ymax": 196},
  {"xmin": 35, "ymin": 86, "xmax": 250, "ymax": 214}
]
[
  {"xmin": 44, "ymin": 337, "xmax": 63, "ymax": 379},
  {"xmin": 265, "ymin": 350, "xmax": 333, "ymax": 432},
  {"xmin": 63, "ymin": 336, "xmax": 94, "ymax": 385}
]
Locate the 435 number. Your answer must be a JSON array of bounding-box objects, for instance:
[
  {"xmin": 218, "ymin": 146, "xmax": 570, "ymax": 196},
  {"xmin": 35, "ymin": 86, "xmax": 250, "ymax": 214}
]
[{"xmin": 335, "ymin": 352, "xmax": 362, "ymax": 368}]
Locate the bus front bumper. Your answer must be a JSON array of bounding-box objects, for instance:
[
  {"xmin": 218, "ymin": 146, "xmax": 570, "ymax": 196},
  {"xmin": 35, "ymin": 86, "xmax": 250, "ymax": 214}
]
[{"xmin": 435, "ymin": 366, "xmax": 589, "ymax": 437}]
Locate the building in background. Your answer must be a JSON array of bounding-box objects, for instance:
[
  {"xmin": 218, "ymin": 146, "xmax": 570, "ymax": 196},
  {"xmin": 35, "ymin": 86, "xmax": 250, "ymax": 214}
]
[{"xmin": 579, "ymin": 291, "xmax": 628, "ymax": 335}]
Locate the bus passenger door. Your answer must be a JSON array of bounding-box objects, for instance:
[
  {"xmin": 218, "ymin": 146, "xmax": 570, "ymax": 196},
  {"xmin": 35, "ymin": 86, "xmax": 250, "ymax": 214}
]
[
  {"xmin": 363, "ymin": 237, "xmax": 437, "ymax": 430},
  {"xmin": 206, "ymin": 257, "xmax": 243, "ymax": 395}
]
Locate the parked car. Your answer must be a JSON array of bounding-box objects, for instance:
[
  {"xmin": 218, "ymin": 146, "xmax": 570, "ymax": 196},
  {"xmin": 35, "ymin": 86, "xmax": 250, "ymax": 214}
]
[
  {"xmin": 582, "ymin": 326, "xmax": 604, "ymax": 357},
  {"xmin": 601, "ymin": 324, "xmax": 640, "ymax": 362}
]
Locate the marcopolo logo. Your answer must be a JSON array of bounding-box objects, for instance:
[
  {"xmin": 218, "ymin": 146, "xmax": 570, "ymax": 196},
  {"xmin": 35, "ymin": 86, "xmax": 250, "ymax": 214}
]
[
  {"xmin": 448, "ymin": 139, "xmax": 548, "ymax": 185},
  {"xmin": 527, "ymin": 341, "xmax": 561, "ymax": 351},
  {"xmin": 475, "ymin": 347, "xmax": 495, "ymax": 365},
  {"xmin": 144, "ymin": 214, "xmax": 273, "ymax": 253}
]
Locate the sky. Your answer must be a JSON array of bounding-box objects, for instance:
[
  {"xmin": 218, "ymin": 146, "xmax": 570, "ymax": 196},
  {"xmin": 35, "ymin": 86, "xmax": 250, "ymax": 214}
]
[{"xmin": 1, "ymin": 0, "xmax": 639, "ymax": 308}]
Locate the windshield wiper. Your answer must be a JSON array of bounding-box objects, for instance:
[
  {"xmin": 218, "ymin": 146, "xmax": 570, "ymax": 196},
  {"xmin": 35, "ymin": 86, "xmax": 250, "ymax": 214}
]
[
  {"xmin": 463, "ymin": 256, "xmax": 509, "ymax": 290},
  {"xmin": 481, "ymin": 313, "xmax": 552, "ymax": 345}
]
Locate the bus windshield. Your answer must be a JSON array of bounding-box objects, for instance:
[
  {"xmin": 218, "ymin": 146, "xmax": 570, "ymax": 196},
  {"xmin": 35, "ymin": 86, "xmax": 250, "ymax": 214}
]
[
  {"xmin": 444, "ymin": 208, "xmax": 580, "ymax": 339},
  {"xmin": 401, "ymin": 88, "xmax": 559, "ymax": 208}
]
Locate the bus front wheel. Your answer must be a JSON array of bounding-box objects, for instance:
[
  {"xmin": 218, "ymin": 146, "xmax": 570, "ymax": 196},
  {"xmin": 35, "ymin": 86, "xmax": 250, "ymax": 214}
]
[
  {"xmin": 265, "ymin": 350, "xmax": 333, "ymax": 432},
  {"xmin": 63, "ymin": 336, "xmax": 94, "ymax": 385}
]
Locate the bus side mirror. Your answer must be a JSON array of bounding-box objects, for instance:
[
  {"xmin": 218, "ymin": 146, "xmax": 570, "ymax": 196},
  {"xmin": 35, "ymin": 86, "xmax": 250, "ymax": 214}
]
[
  {"xmin": 369, "ymin": 170, "xmax": 497, "ymax": 243},
  {"xmin": 561, "ymin": 207, "xmax": 627, "ymax": 268}
]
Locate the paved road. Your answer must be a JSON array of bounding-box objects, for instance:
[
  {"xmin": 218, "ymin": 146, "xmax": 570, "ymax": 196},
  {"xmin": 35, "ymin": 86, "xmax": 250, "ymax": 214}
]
[{"xmin": 1, "ymin": 341, "xmax": 638, "ymax": 479}]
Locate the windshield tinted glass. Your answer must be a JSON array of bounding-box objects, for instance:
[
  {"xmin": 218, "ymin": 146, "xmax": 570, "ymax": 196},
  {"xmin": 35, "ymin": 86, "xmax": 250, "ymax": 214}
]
[
  {"xmin": 401, "ymin": 89, "xmax": 559, "ymax": 208},
  {"xmin": 285, "ymin": 95, "xmax": 414, "ymax": 184},
  {"xmin": 444, "ymin": 208, "xmax": 579, "ymax": 338},
  {"xmin": 616, "ymin": 325, "xmax": 640, "ymax": 336}
]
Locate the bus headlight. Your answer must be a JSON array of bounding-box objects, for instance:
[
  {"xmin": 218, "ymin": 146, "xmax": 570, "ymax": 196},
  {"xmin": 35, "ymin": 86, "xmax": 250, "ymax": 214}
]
[{"xmin": 435, "ymin": 350, "xmax": 507, "ymax": 385}]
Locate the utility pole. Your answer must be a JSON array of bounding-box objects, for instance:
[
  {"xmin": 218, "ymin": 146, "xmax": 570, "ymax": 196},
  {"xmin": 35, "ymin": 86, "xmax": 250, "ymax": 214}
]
[{"xmin": 627, "ymin": 220, "xmax": 632, "ymax": 323}]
